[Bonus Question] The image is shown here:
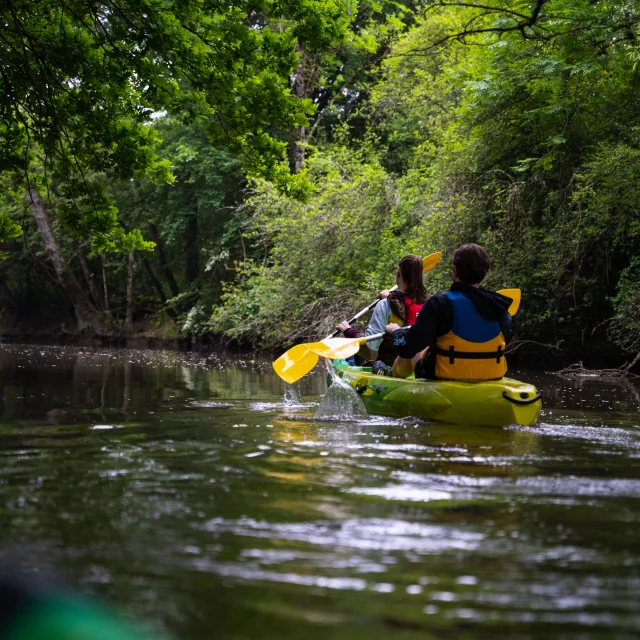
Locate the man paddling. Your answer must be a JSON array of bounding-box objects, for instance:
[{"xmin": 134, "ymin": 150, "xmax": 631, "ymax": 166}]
[{"xmin": 376, "ymin": 243, "xmax": 513, "ymax": 380}]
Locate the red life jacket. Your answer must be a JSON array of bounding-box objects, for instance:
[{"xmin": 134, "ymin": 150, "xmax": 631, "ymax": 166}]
[{"xmin": 404, "ymin": 296, "xmax": 424, "ymax": 326}]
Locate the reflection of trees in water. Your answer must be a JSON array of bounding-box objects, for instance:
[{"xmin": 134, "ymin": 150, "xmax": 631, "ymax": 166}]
[
  {"xmin": 121, "ymin": 360, "xmax": 132, "ymax": 419},
  {"xmin": 0, "ymin": 345, "xmax": 329, "ymax": 422},
  {"xmin": 205, "ymin": 366, "xmax": 297, "ymax": 400},
  {"xmin": 0, "ymin": 346, "xmax": 183, "ymax": 421}
]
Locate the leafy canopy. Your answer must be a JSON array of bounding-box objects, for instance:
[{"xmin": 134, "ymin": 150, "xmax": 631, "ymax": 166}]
[
  {"xmin": 0, "ymin": 0, "xmax": 349, "ymax": 247},
  {"xmin": 213, "ymin": 0, "xmax": 640, "ymax": 355}
]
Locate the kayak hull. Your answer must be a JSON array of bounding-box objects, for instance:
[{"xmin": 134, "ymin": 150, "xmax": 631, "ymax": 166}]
[{"xmin": 330, "ymin": 361, "xmax": 542, "ymax": 427}]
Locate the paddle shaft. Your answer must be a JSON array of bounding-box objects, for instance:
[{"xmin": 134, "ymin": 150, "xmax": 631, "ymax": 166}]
[
  {"xmin": 361, "ymin": 332, "xmax": 386, "ymax": 343},
  {"xmin": 328, "ymin": 286, "xmax": 398, "ymax": 339}
]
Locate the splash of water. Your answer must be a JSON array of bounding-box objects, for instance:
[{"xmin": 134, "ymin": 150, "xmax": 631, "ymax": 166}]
[
  {"xmin": 314, "ymin": 361, "xmax": 367, "ymax": 420},
  {"xmin": 284, "ymin": 382, "xmax": 301, "ymax": 406}
]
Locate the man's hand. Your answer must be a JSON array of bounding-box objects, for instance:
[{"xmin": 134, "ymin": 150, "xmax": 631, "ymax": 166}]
[
  {"xmin": 385, "ymin": 323, "xmax": 400, "ymax": 335},
  {"xmin": 336, "ymin": 321, "xmax": 351, "ymax": 333},
  {"xmin": 377, "ymin": 289, "xmax": 391, "ymax": 299}
]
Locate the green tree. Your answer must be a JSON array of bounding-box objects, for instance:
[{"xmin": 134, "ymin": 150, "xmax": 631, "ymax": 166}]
[
  {"xmin": 1, "ymin": 0, "xmax": 349, "ymax": 207},
  {"xmin": 0, "ymin": 0, "xmax": 348, "ymax": 331},
  {"xmin": 211, "ymin": 143, "xmax": 416, "ymax": 347},
  {"xmin": 214, "ymin": 0, "xmax": 640, "ymax": 359},
  {"xmin": 370, "ymin": 0, "xmax": 640, "ymax": 354},
  {"xmin": 108, "ymin": 116, "xmax": 246, "ymax": 331}
]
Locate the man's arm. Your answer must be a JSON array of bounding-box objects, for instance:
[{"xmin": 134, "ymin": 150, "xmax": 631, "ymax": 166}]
[{"xmin": 500, "ymin": 312, "xmax": 512, "ymax": 335}]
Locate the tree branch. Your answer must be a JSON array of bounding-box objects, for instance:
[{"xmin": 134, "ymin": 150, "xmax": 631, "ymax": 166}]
[
  {"xmin": 402, "ymin": 0, "xmax": 552, "ymax": 55},
  {"xmin": 506, "ymin": 338, "xmax": 563, "ymax": 354}
]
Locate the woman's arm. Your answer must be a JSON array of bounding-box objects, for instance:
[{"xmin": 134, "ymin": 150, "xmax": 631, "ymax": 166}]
[{"xmin": 364, "ymin": 299, "xmax": 390, "ymax": 351}]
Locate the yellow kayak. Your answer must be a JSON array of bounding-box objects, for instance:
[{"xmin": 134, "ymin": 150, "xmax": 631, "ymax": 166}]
[{"xmin": 331, "ymin": 361, "xmax": 542, "ymax": 427}]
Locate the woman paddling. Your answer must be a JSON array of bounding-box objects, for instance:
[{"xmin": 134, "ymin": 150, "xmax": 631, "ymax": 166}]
[{"xmin": 335, "ymin": 254, "xmax": 428, "ymax": 369}]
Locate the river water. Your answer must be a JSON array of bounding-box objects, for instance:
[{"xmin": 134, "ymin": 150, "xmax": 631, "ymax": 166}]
[{"xmin": 0, "ymin": 344, "xmax": 639, "ymax": 639}]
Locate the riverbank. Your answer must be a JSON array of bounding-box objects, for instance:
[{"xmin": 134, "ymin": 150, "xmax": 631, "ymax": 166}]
[
  {"xmin": 0, "ymin": 318, "xmax": 635, "ymax": 373},
  {"xmin": 0, "ymin": 315, "xmax": 225, "ymax": 353}
]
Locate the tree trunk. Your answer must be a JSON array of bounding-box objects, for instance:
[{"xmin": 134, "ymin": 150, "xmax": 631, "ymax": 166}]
[
  {"xmin": 74, "ymin": 240, "xmax": 101, "ymax": 309},
  {"xmin": 29, "ymin": 189, "xmax": 110, "ymax": 335},
  {"xmin": 288, "ymin": 45, "xmax": 318, "ymax": 173},
  {"xmin": 101, "ymin": 257, "xmax": 110, "ymax": 316},
  {"xmin": 289, "ymin": 126, "xmax": 306, "ymax": 174},
  {"xmin": 186, "ymin": 214, "xmax": 198, "ymax": 284},
  {"xmin": 124, "ymin": 249, "xmax": 134, "ymax": 335},
  {"xmin": 141, "ymin": 256, "xmax": 179, "ymax": 321},
  {"xmin": 148, "ymin": 223, "xmax": 179, "ymax": 298}
]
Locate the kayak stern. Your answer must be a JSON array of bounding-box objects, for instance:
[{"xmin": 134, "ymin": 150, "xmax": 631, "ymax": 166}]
[{"xmin": 330, "ymin": 362, "xmax": 541, "ymax": 427}]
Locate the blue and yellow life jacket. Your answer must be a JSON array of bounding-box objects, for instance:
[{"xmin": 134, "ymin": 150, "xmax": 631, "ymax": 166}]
[{"xmin": 434, "ymin": 290, "xmax": 507, "ymax": 381}]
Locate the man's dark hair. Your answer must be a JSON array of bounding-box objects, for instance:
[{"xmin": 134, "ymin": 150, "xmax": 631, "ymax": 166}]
[{"xmin": 453, "ymin": 244, "xmax": 490, "ymax": 284}]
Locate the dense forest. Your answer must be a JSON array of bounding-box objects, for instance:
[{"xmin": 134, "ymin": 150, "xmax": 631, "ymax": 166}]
[{"xmin": 1, "ymin": 0, "xmax": 640, "ymax": 365}]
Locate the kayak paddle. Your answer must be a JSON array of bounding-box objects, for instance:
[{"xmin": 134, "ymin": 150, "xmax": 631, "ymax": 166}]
[
  {"xmin": 272, "ymin": 343, "xmax": 322, "ymax": 385},
  {"xmin": 421, "ymin": 251, "xmax": 442, "ymax": 273},
  {"xmin": 498, "ymin": 288, "xmax": 520, "ymax": 315},
  {"xmin": 304, "ymin": 291, "xmax": 520, "ymax": 362},
  {"xmin": 273, "ymin": 252, "xmax": 442, "ymax": 383},
  {"xmin": 305, "ymin": 333, "xmax": 386, "ymax": 360}
]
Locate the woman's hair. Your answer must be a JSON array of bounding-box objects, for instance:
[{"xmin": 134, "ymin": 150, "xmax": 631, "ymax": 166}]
[
  {"xmin": 398, "ymin": 255, "xmax": 427, "ymax": 303},
  {"xmin": 452, "ymin": 243, "xmax": 490, "ymax": 284}
]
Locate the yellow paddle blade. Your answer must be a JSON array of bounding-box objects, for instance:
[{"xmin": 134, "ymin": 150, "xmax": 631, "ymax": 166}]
[
  {"xmin": 422, "ymin": 251, "xmax": 442, "ymax": 272},
  {"xmin": 498, "ymin": 288, "xmax": 521, "ymax": 315},
  {"xmin": 306, "ymin": 336, "xmax": 364, "ymax": 361},
  {"xmin": 272, "ymin": 344, "xmax": 319, "ymax": 384}
]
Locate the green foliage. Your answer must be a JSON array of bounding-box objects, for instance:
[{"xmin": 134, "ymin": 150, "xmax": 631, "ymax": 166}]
[
  {"xmin": 4, "ymin": 0, "xmax": 640, "ymax": 355},
  {"xmin": 571, "ymin": 142, "xmax": 640, "ymax": 351},
  {"xmin": 302, "ymin": 0, "xmax": 426, "ymax": 146},
  {"xmin": 110, "ymin": 116, "xmax": 244, "ymax": 245},
  {"xmin": 211, "ymin": 145, "xmax": 440, "ymax": 347},
  {"xmin": 55, "ymin": 179, "xmax": 158, "ymax": 253},
  {"xmin": 108, "ymin": 117, "xmax": 247, "ymax": 322},
  {"xmin": 610, "ymin": 258, "xmax": 640, "ymax": 353},
  {"xmin": 0, "ymin": 0, "xmax": 350, "ymax": 246},
  {"xmin": 211, "ymin": 0, "xmax": 640, "ymax": 356},
  {"xmin": 367, "ymin": 0, "xmax": 640, "ymax": 352}
]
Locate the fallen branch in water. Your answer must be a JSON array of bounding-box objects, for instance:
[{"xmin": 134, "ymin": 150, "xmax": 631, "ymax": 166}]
[
  {"xmin": 506, "ymin": 339, "xmax": 563, "ymax": 354},
  {"xmin": 556, "ymin": 352, "xmax": 640, "ymax": 379}
]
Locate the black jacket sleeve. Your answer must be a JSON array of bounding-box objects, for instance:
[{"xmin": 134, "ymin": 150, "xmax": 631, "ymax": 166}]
[
  {"xmin": 391, "ymin": 294, "xmax": 453, "ymax": 359},
  {"xmin": 499, "ymin": 313, "xmax": 512, "ymax": 335}
]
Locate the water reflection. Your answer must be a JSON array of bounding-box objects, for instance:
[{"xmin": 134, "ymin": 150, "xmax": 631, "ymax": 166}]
[{"xmin": 0, "ymin": 345, "xmax": 638, "ymax": 638}]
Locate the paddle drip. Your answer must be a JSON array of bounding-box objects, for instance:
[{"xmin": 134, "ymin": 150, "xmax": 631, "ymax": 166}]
[
  {"xmin": 284, "ymin": 382, "xmax": 301, "ymax": 406},
  {"xmin": 314, "ymin": 361, "xmax": 367, "ymax": 420}
]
